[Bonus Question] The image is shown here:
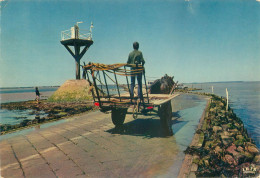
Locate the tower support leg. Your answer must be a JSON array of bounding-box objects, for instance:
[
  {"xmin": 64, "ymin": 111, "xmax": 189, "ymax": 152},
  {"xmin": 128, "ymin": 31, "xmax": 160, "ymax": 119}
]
[
  {"xmin": 62, "ymin": 44, "xmax": 91, "ymax": 80},
  {"xmin": 75, "ymin": 60, "xmax": 81, "ymax": 79},
  {"xmin": 75, "ymin": 45, "xmax": 81, "ymax": 80}
]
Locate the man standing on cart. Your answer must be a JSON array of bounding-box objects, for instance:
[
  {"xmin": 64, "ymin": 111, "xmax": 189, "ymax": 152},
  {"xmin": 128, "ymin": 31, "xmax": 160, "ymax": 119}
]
[{"xmin": 127, "ymin": 42, "xmax": 145, "ymax": 104}]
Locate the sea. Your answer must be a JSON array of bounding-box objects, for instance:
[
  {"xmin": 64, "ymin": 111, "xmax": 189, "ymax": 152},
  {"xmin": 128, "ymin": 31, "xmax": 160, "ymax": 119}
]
[{"xmin": 0, "ymin": 82, "xmax": 259, "ymax": 148}]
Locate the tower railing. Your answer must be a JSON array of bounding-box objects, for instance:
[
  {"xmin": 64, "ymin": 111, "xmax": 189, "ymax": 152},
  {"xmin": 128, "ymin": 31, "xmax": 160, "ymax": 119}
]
[
  {"xmin": 61, "ymin": 29, "xmax": 92, "ymax": 41},
  {"xmin": 79, "ymin": 29, "xmax": 92, "ymax": 40}
]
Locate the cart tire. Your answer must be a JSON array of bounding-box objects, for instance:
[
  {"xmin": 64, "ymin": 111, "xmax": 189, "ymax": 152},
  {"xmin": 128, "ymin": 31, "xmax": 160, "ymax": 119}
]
[
  {"xmin": 111, "ymin": 108, "xmax": 127, "ymax": 127},
  {"xmin": 159, "ymin": 101, "xmax": 173, "ymax": 136}
]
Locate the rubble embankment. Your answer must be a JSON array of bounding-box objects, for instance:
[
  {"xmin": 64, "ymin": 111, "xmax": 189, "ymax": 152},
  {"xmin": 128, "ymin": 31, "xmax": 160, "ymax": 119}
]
[{"xmin": 180, "ymin": 93, "xmax": 259, "ymax": 177}]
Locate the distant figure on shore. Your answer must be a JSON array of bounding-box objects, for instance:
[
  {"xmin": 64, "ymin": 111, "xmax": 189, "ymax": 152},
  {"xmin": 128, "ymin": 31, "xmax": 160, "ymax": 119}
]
[
  {"xmin": 35, "ymin": 87, "xmax": 40, "ymax": 102},
  {"xmin": 127, "ymin": 42, "xmax": 145, "ymax": 102}
]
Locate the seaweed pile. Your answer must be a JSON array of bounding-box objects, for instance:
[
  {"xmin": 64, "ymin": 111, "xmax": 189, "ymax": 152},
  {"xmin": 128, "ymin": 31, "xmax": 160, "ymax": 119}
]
[
  {"xmin": 185, "ymin": 95, "xmax": 259, "ymax": 177},
  {"xmin": 0, "ymin": 100, "xmax": 94, "ymax": 135}
]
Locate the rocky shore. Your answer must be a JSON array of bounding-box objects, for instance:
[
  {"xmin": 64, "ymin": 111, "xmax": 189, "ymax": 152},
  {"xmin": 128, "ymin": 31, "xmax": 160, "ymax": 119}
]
[
  {"xmin": 0, "ymin": 80, "xmax": 97, "ymax": 135},
  {"xmin": 181, "ymin": 93, "xmax": 259, "ymax": 177},
  {"xmin": 0, "ymin": 100, "xmax": 95, "ymax": 135}
]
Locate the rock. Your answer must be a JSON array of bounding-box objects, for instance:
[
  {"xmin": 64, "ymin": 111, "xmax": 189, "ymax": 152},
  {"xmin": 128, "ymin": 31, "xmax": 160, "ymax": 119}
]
[
  {"xmin": 20, "ymin": 119, "xmax": 30, "ymax": 127},
  {"xmin": 39, "ymin": 117, "xmax": 46, "ymax": 123},
  {"xmin": 229, "ymin": 129, "xmax": 239, "ymax": 135},
  {"xmin": 234, "ymin": 139, "xmax": 245, "ymax": 146},
  {"xmin": 226, "ymin": 144, "xmax": 237, "ymax": 155},
  {"xmin": 224, "ymin": 154, "xmax": 238, "ymax": 166},
  {"xmin": 14, "ymin": 116, "xmax": 27, "ymax": 120},
  {"xmin": 210, "ymin": 108, "xmax": 216, "ymax": 112},
  {"xmin": 227, "ymin": 123, "xmax": 236, "ymax": 129},
  {"xmin": 243, "ymin": 151, "xmax": 254, "ymax": 162},
  {"xmin": 226, "ymin": 146, "xmax": 243, "ymax": 164},
  {"xmin": 213, "ymin": 126, "xmax": 222, "ymax": 133},
  {"xmin": 247, "ymin": 146, "xmax": 259, "ymax": 154},
  {"xmin": 190, "ymin": 163, "xmax": 198, "ymax": 172},
  {"xmin": 192, "ymin": 157, "xmax": 200, "ymax": 164},
  {"xmin": 222, "ymin": 124, "xmax": 228, "ymax": 131},
  {"xmin": 253, "ymin": 155, "xmax": 260, "ymax": 163},
  {"xmin": 236, "ymin": 134, "xmax": 244, "ymax": 140},
  {"xmin": 221, "ymin": 135, "xmax": 234, "ymax": 146},
  {"xmin": 234, "ymin": 153, "xmax": 246, "ymax": 164},
  {"xmin": 223, "ymin": 131, "xmax": 231, "ymax": 136},
  {"xmin": 198, "ymin": 132, "xmax": 204, "ymax": 147},
  {"xmin": 32, "ymin": 119, "xmax": 39, "ymax": 124},
  {"xmin": 27, "ymin": 121, "xmax": 33, "ymax": 125},
  {"xmin": 204, "ymin": 159, "xmax": 209, "ymax": 167},
  {"xmin": 214, "ymin": 146, "xmax": 222, "ymax": 154},
  {"xmin": 237, "ymin": 146, "xmax": 245, "ymax": 153},
  {"xmin": 245, "ymin": 142, "xmax": 255, "ymax": 147},
  {"xmin": 219, "ymin": 102, "xmax": 224, "ymax": 107},
  {"xmin": 234, "ymin": 123, "xmax": 243, "ymax": 129},
  {"xmin": 205, "ymin": 141, "xmax": 216, "ymax": 149}
]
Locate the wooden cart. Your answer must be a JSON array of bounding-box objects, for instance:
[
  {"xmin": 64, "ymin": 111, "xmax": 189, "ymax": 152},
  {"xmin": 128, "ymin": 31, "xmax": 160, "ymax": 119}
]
[{"xmin": 83, "ymin": 63, "xmax": 179, "ymax": 136}]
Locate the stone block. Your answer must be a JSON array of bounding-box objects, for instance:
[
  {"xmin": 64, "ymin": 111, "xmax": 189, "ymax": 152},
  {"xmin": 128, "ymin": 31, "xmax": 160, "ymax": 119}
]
[
  {"xmin": 247, "ymin": 146, "xmax": 259, "ymax": 154},
  {"xmin": 213, "ymin": 126, "xmax": 222, "ymax": 133}
]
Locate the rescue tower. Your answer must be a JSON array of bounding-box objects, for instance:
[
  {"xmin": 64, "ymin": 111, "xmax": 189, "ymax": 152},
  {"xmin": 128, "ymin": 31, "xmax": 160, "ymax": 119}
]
[{"xmin": 60, "ymin": 22, "xmax": 93, "ymax": 79}]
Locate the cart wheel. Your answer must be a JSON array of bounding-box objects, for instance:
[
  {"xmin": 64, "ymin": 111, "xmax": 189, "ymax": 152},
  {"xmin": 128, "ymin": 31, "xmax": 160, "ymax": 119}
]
[
  {"xmin": 159, "ymin": 101, "xmax": 173, "ymax": 136},
  {"xmin": 111, "ymin": 108, "xmax": 127, "ymax": 127}
]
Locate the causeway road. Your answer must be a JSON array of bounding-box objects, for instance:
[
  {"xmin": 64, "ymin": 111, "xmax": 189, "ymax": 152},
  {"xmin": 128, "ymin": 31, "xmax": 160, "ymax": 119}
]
[{"xmin": 0, "ymin": 93, "xmax": 208, "ymax": 178}]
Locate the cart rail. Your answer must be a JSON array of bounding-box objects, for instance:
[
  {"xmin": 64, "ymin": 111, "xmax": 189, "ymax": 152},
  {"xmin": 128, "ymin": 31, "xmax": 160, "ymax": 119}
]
[
  {"xmin": 83, "ymin": 62, "xmax": 178, "ymax": 109},
  {"xmin": 83, "ymin": 62, "xmax": 149, "ymax": 107}
]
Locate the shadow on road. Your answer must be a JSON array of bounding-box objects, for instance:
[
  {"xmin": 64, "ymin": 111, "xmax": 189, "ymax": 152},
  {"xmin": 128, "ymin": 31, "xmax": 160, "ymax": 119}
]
[
  {"xmin": 172, "ymin": 111, "xmax": 182, "ymax": 119},
  {"xmin": 106, "ymin": 110, "xmax": 190, "ymax": 138},
  {"xmin": 172, "ymin": 120, "xmax": 189, "ymax": 135},
  {"xmin": 106, "ymin": 117, "xmax": 169, "ymax": 138},
  {"xmin": 171, "ymin": 111, "xmax": 189, "ymax": 135}
]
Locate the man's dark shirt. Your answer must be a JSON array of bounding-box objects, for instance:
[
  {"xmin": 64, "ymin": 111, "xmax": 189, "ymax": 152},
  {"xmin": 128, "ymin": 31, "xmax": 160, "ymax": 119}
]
[
  {"xmin": 127, "ymin": 49, "xmax": 145, "ymax": 65},
  {"xmin": 36, "ymin": 89, "xmax": 40, "ymax": 96}
]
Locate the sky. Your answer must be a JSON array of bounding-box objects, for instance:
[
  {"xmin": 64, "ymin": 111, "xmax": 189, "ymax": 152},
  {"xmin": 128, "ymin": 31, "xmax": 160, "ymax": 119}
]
[{"xmin": 0, "ymin": 0, "xmax": 260, "ymax": 87}]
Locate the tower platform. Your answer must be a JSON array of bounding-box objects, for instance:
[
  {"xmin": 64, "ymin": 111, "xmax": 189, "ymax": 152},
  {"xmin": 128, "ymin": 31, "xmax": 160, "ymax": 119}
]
[{"xmin": 60, "ymin": 39, "xmax": 93, "ymax": 47}]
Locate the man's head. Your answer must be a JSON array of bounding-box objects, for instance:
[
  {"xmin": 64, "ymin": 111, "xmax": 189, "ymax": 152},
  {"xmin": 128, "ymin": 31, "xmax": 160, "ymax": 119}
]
[{"xmin": 133, "ymin": 42, "xmax": 139, "ymax": 50}]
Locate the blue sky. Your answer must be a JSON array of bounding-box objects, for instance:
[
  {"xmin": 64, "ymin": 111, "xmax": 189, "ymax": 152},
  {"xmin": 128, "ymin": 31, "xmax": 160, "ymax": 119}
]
[{"xmin": 1, "ymin": 0, "xmax": 260, "ymax": 87}]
